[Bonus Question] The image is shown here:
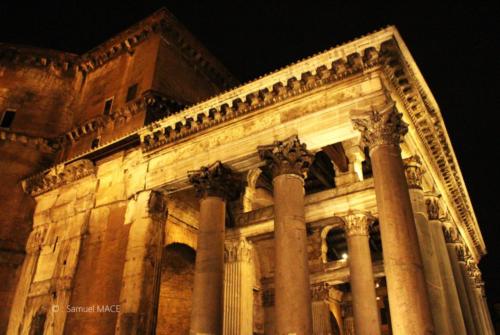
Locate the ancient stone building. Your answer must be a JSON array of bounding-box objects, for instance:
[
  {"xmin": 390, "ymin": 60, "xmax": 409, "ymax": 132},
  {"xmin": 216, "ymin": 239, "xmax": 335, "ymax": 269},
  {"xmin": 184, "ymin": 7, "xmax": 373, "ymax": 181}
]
[{"xmin": 0, "ymin": 7, "xmax": 494, "ymax": 335}]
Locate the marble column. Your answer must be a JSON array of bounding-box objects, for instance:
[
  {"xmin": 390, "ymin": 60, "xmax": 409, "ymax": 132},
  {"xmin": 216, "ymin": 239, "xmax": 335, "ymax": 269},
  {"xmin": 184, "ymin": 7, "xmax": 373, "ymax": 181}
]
[
  {"xmin": 116, "ymin": 190, "xmax": 167, "ymax": 335},
  {"xmin": 456, "ymin": 245, "xmax": 484, "ymax": 334},
  {"xmin": 403, "ymin": 157, "xmax": 455, "ymax": 335},
  {"xmin": 311, "ymin": 284, "xmax": 334, "ymax": 335},
  {"xmin": 343, "ymin": 211, "xmax": 381, "ymax": 335},
  {"xmin": 352, "ymin": 103, "xmax": 433, "ymax": 334},
  {"xmin": 473, "ymin": 280, "xmax": 495, "ymax": 335},
  {"xmin": 258, "ymin": 135, "xmax": 314, "ymax": 335},
  {"xmin": 444, "ymin": 229, "xmax": 479, "ymax": 335},
  {"xmin": 223, "ymin": 238, "xmax": 254, "ymax": 335},
  {"xmin": 188, "ymin": 161, "xmax": 241, "ymax": 335},
  {"xmin": 468, "ymin": 263, "xmax": 494, "ymax": 335}
]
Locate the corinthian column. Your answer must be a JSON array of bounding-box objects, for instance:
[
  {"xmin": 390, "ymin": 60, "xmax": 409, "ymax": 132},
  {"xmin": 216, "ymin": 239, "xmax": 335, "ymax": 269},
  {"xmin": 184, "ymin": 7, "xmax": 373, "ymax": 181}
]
[
  {"xmin": 258, "ymin": 135, "xmax": 314, "ymax": 335},
  {"xmin": 351, "ymin": 103, "xmax": 433, "ymax": 334},
  {"xmin": 116, "ymin": 190, "xmax": 167, "ymax": 335},
  {"xmin": 188, "ymin": 162, "xmax": 241, "ymax": 335},
  {"xmin": 223, "ymin": 238, "xmax": 254, "ymax": 335},
  {"xmin": 404, "ymin": 157, "xmax": 455, "ymax": 334},
  {"xmin": 343, "ymin": 211, "xmax": 381, "ymax": 335},
  {"xmin": 444, "ymin": 229, "xmax": 479, "ymax": 335}
]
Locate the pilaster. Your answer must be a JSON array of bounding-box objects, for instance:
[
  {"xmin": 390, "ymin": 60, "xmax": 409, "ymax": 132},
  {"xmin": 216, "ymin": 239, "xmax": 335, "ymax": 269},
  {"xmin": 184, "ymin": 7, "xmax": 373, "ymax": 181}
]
[
  {"xmin": 115, "ymin": 190, "xmax": 167, "ymax": 335},
  {"xmin": 223, "ymin": 238, "xmax": 254, "ymax": 335}
]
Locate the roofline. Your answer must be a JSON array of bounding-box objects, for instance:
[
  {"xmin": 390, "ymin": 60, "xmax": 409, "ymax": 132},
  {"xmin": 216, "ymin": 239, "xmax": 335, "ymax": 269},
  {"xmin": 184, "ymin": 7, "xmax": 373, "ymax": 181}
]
[{"xmin": 20, "ymin": 25, "xmax": 484, "ymax": 259}]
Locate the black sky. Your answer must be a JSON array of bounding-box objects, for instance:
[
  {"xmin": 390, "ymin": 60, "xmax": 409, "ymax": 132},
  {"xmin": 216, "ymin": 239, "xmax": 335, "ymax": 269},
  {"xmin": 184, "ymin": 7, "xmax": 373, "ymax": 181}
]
[{"xmin": 1, "ymin": 0, "xmax": 498, "ymax": 314}]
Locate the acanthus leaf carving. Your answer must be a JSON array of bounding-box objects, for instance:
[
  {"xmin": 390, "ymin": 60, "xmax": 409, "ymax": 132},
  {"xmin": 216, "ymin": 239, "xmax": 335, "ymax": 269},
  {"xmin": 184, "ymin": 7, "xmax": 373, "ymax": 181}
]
[
  {"xmin": 258, "ymin": 135, "xmax": 313, "ymax": 178},
  {"xmin": 188, "ymin": 161, "xmax": 242, "ymax": 200},
  {"xmin": 351, "ymin": 102, "xmax": 408, "ymax": 151},
  {"xmin": 403, "ymin": 155, "xmax": 425, "ymax": 189},
  {"xmin": 224, "ymin": 238, "xmax": 253, "ymax": 263}
]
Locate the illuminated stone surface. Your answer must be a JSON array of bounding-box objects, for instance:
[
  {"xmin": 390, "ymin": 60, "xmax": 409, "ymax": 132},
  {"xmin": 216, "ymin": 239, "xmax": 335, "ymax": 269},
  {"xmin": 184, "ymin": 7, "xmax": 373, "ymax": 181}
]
[{"xmin": 0, "ymin": 7, "xmax": 492, "ymax": 335}]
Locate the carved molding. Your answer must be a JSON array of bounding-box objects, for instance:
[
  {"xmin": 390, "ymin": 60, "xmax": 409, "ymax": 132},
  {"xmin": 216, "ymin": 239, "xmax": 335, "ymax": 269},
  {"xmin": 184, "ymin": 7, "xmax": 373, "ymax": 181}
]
[
  {"xmin": 0, "ymin": 129, "xmax": 60, "ymax": 154},
  {"xmin": 343, "ymin": 211, "xmax": 373, "ymax": 237},
  {"xmin": 258, "ymin": 135, "xmax": 313, "ymax": 178},
  {"xmin": 224, "ymin": 238, "xmax": 253, "ymax": 263},
  {"xmin": 381, "ymin": 39, "xmax": 483, "ymax": 256},
  {"xmin": 22, "ymin": 159, "xmax": 96, "ymax": 196},
  {"xmin": 403, "ymin": 155, "xmax": 425, "ymax": 189},
  {"xmin": 140, "ymin": 44, "xmax": 385, "ymax": 153},
  {"xmin": 351, "ymin": 102, "xmax": 408, "ymax": 151},
  {"xmin": 235, "ymin": 205, "xmax": 274, "ymax": 227},
  {"xmin": 188, "ymin": 161, "xmax": 242, "ymax": 200}
]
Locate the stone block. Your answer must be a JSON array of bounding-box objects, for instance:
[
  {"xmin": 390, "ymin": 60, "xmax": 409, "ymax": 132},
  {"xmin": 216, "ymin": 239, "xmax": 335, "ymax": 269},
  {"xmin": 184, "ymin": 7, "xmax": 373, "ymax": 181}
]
[
  {"xmin": 34, "ymin": 189, "xmax": 59, "ymax": 215},
  {"xmin": 95, "ymin": 172, "xmax": 126, "ymax": 207}
]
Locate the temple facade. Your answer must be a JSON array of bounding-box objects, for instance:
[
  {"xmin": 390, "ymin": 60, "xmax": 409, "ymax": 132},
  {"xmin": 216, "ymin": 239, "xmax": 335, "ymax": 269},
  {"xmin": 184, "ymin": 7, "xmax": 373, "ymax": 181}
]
[{"xmin": 0, "ymin": 8, "xmax": 494, "ymax": 335}]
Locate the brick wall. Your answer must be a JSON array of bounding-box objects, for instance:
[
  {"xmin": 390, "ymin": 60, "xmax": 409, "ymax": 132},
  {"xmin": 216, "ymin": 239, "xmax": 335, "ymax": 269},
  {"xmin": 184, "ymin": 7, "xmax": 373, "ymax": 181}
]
[{"xmin": 156, "ymin": 243, "xmax": 195, "ymax": 335}]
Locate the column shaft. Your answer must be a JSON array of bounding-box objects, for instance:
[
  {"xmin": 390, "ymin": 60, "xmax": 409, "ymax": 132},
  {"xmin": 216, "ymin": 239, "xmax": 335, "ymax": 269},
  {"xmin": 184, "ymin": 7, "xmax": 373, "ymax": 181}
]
[
  {"xmin": 404, "ymin": 171, "xmax": 454, "ymax": 335},
  {"xmin": 273, "ymin": 174, "xmax": 313, "ymax": 334},
  {"xmin": 445, "ymin": 242, "xmax": 478, "ymax": 334},
  {"xmin": 370, "ymin": 145, "xmax": 433, "ymax": 334},
  {"xmin": 190, "ymin": 196, "xmax": 226, "ymax": 335},
  {"xmin": 344, "ymin": 213, "xmax": 381, "ymax": 335},
  {"xmin": 459, "ymin": 260, "xmax": 484, "ymax": 334}
]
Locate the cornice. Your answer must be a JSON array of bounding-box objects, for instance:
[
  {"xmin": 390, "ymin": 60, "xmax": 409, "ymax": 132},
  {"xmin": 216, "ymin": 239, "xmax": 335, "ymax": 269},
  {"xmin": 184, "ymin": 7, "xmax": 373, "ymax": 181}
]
[
  {"xmin": 381, "ymin": 37, "xmax": 485, "ymax": 257},
  {"xmin": 78, "ymin": 8, "xmax": 236, "ymax": 88},
  {"xmin": 22, "ymin": 159, "xmax": 96, "ymax": 196},
  {"xmin": 0, "ymin": 43, "xmax": 79, "ymax": 74},
  {"xmin": 0, "ymin": 129, "xmax": 60, "ymax": 154}
]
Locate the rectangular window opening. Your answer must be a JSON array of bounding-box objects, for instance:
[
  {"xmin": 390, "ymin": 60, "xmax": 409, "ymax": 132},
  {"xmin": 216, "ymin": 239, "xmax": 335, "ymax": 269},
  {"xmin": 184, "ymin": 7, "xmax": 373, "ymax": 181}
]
[
  {"xmin": 0, "ymin": 110, "xmax": 16, "ymax": 129},
  {"xmin": 126, "ymin": 83, "xmax": 138, "ymax": 102},
  {"xmin": 103, "ymin": 98, "xmax": 113, "ymax": 116}
]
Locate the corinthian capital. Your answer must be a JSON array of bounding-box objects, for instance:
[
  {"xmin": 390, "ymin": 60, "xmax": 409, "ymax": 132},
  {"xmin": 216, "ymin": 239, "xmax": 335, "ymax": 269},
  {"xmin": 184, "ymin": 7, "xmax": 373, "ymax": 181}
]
[
  {"xmin": 224, "ymin": 238, "xmax": 253, "ymax": 263},
  {"xmin": 258, "ymin": 135, "xmax": 314, "ymax": 178},
  {"xmin": 343, "ymin": 211, "xmax": 373, "ymax": 237},
  {"xmin": 403, "ymin": 155, "xmax": 425, "ymax": 189},
  {"xmin": 188, "ymin": 161, "xmax": 242, "ymax": 199},
  {"xmin": 351, "ymin": 103, "xmax": 408, "ymax": 151}
]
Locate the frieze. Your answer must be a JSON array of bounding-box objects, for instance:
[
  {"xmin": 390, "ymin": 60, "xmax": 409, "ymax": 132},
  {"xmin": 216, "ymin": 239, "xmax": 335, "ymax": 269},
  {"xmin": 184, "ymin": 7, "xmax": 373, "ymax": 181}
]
[
  {"xmin": 351, "ymin": 102, "xmax": 408, "ymax": 151},
  {"xmin": 22, "ymin": 159, "xmax": 96, "ymax": 196},
  {"xmin": 258, "ymin": 135, "xmax": 314, "ymax": 178},
  {"xmin": 140, "ymin": 44, "xmax": 385, "ymax": 153}
]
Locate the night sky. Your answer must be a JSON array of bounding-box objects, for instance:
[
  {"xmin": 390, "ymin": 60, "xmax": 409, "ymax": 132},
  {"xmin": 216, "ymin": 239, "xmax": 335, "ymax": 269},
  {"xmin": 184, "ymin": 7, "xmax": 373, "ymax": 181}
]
[{"xmin": 1, "ymin": 0, "xmax": 498, "ymax": 315}]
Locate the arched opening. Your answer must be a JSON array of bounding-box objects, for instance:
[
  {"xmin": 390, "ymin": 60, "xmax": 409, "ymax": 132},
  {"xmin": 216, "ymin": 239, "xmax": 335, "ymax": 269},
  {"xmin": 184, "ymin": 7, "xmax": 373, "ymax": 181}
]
[{"xmin": 156, "ymin": 243, "xmax": 196, "ymax": 335}]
